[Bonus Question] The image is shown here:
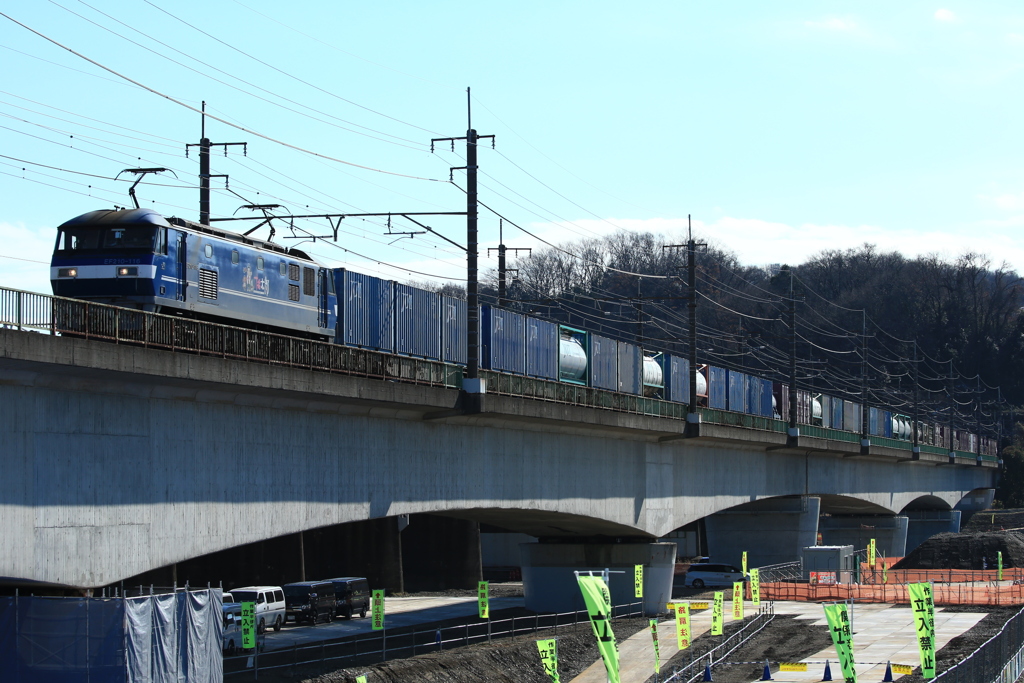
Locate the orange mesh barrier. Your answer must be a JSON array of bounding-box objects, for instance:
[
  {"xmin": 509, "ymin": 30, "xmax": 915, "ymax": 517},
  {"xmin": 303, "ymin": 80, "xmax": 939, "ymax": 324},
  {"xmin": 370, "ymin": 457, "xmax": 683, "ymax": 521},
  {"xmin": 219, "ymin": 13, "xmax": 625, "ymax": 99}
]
[{"xmin": 761, "ymin": 581, "xmax": 1024, "ymax": 606}]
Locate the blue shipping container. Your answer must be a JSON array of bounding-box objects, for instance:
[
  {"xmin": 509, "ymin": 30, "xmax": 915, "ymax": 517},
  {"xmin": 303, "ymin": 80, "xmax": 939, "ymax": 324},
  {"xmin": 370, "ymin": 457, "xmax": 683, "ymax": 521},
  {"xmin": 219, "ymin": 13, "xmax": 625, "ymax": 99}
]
[
  {"xmin": 727, "ymin": 370, "xmax": 747, "ymax": 413},
  {"xmin": 883, "ymin": 410, "xmax": 893, "ymax": 438},
  {"xmin": 708, "ymin": 366, "xmax": 728, "ymax": 410},
  {"xmin": 617, "ymin": 341, "xmax": 642, "ymax": 395},
  {"xmin": 394, "ymin": 284, "xmax": 441, "ymax": 359},
  {"xmin": 440, "ymin": 295, "xmax": 467, "ymax": 365},
  {"xmin": 481, "ymin": 305, "xmax": 526, "ymax": 374},
  {"xmin": 526, "ymin": 317, "xmax": 558, "ymax": 380},
  {"xmin": 868, "ymin": 407, "xmax": 881, "ymax": 436},
  {"xmin": 588, "ymin": 334, "xmax": 618, "ymax": 391},
  {"xmin": 335, "ymin": 270, "xmax": 393, "ymax": 352},
  {"xmin": 831, "ymin": 396, "xmax": 844, "ymax": 430},
  {"xmin": 747, "ymin": 377, "xmax": 771, "ymax": 417},
  {"xmin": 664, "ymin": 355, "xmax": 690, "ymax": 405}
]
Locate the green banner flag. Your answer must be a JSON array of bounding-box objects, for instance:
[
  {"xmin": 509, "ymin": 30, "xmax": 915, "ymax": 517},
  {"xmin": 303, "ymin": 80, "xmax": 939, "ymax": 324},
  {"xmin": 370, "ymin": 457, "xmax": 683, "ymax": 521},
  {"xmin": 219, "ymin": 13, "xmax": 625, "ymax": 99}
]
[
  {"xmin": 711, "ymin": 592, "xmax": 724, "ymax": 635},
  {"xmin": 868, "ymin": 539, "xmax": 876, "ymax": 568},
  {"xmin": 674, "ymin": 602, "xmax": 690, "ymax": 649},
  {"xmin": 908, "ymin": 582, "xmax": 936, "ymax": 679},
  {"xmin": 241, "ymin": 601, "xmax": 256, "ymax": 650},
  {"xmin": 577, "ymin": 575, "xmax": 620, "ymax": 683},
  {"xmin": 356, "ymin": 677, "xmax": 367, "ymax": 683},
  {"xmin": 634, "ymin": 564, "xmax": 644, "ymax": 598},
  {"xmin": 537, "ymin": 638, "xmax": 560, "ymax": 683},
  {"xmin": 998, "ymin": 551, "xmax": 1004, "ymax": 581},
  {"xmin": 823, "ymin": 603, "xmax": 857, "ymax": 683},
  {"xmin": 371, "ymin": 589, "xmax": 385, "ymax": 631},
  {"xmin": 478, "ymin": 581, "xmax": 490, "ymax": 619},
  {"xmin": 650, "ymin": 619, "xmax": 661, "ymax": 674},
  {"xmin": 732, "ymin": 581, "xmax": 743, "ymax": 620},
  {"xmin": 883, "ymin": 562, "xmax": 888, "ymax": 584},
  {"xmin": 742, "ymin": 551, "xmax": 748, "ymax": 575},
  {"xmin": 750, "ymin": 568, "xmax": 761, "ymax": 606}
]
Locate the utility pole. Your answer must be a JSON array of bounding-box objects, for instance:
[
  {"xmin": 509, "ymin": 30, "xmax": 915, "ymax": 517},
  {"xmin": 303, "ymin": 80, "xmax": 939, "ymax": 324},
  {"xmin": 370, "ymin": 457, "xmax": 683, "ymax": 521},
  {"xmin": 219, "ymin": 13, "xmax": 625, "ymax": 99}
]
[
  {"xmin": 948, "ymin": 359, "xmax": 956, "ymax": 455},
  {"xmin": 861, "ymin": 311, "xmax": 869, "ymax": 447},
  {"xmin": 912, "ymin": 341, "xmax": 920, "ymax": 455},
  {"xmin": 635, "ymin": 277, "xmax": 644, "ymax": 346},
  {"xmin": 662, "ymin": 218, "xmax": 704, "ymax": 426},
  {"xmin": 487, "ymin": 220, "xmax": 530, "ymax": 307},
  {"xmin": 431, "ymin": 89, "xmax": 494, "ymax": 385},
  {"xmin": 787, "ymin": 268, "xmax": 798, "ymax": 439},
  {"xmin": 976, "ymin": 375, "xmax": 982, "ymax": 461},
  {"xmin": 185, "ymin": 102, "xmax": 246, "ymax": 225}
]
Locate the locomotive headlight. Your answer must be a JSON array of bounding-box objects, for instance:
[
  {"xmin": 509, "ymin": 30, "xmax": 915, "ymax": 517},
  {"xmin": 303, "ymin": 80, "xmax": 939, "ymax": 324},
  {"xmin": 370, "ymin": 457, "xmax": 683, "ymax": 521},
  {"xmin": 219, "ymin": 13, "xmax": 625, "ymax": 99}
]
[
  {"xmin": 117, "ymin": 267, "xmax": 138, "ymax": 277},
  {"xmin": 58, "ymin": 268, "xmax": 77, "ymax": 278}
]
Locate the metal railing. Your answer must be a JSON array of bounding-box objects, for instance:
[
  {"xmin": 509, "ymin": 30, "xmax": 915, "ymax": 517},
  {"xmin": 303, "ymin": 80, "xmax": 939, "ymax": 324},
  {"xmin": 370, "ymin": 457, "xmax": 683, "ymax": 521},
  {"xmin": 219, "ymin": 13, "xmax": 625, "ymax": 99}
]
[
  {"xmin": 224, "ymin": 601, "xmax": 643, "ymax": 679},
  {"xmin": 934, "ymin": 605, "xmax": 1024, "ymax": 682},
  {"xmin": 0, "ymin": 287, "xmax": 1004, "ymax": 459},
  {"xmin": 661, "ymin": 602, "xmax": 776, "ymax": 683},
  {"xmin": 0, "ymin": 287, "xmax": 462, "ymax": 390},
  {"xmin": 755, "ymin": 560, "xmax": 802, "ymax": 584}
]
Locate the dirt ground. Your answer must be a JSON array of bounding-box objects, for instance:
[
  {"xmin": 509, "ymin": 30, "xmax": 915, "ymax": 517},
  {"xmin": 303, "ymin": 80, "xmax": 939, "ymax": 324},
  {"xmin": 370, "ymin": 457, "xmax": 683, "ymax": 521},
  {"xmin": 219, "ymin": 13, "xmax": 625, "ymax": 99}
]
[
  {"xmin": 893, "ymin": 531, "xmax": 1024, "ymax": 570},
  {"xmin": 258, "ymin": 598, "xmax": 1020, "ymax": 683}
]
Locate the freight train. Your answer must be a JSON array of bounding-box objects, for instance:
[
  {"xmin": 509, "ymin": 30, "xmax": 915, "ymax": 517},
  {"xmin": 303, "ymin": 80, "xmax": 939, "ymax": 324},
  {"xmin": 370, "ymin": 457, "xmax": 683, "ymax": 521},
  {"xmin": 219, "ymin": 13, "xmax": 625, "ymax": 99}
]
[{"xmin": 49, "ymin": 208, "xmax": 998, "ymax": 456}]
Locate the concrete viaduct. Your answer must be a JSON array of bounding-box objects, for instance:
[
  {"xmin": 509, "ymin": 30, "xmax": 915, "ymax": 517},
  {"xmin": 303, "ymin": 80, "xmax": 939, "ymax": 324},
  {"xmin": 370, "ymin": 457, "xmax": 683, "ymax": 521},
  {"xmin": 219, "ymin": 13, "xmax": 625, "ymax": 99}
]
[{"xmin": 0, "ymin": 328, "xmax": 996, "ymax": 610}]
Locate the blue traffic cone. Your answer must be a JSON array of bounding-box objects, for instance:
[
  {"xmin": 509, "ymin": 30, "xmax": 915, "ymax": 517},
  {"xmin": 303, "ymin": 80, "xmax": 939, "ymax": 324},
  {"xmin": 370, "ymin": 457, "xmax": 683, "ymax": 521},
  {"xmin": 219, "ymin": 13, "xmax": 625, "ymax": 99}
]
[
  {"xmin": 760, "ymin": 659, "xmax": 773, "ymax": 680},
  {"xmin": 822, "ymin": 659, "xmax": 832, "ymax": 681},
  {"xmin": 703, "ymin": 662, "xmax": 713, "ymax": 681},
  {"xmin": 882, "ymin": 661, "xmax": 894, "ymax": 682}
]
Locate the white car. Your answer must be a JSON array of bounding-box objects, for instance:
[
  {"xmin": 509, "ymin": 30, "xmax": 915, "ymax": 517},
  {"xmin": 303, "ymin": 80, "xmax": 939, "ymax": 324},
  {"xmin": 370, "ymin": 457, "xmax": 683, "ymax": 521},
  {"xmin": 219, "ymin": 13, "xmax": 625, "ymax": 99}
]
[
  {"xmin": 683, "ymin": 563, "xmax": 746, "ymax": 588},
  {"xmin": 229, "ymin": 586, "xmax": 286, "ymax": 633}
]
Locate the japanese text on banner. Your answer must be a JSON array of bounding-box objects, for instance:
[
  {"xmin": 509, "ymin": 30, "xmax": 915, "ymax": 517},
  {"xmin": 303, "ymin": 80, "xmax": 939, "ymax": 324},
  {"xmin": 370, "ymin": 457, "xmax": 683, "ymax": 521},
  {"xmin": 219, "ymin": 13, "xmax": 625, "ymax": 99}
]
[
  {"xmin": 711, "ymin": 592, "xmax": 724, "ymax": 635},
  {"xmin": 750, "ymin": 568, "xmax": 760, "ymax": 606},
  {"xmin": 635, "ymin": 564, "xmax": 643, "ymax": 599},
  {"xmin": 650, "ymin": 619, "xmax": 661, "ymax": 674},
  {"xmin": 577, "ymin": 576, "xmax": 620, "ymax": 683},
  {"xmin": 478, "ymin": 581, "xmax": 490, "ymax": 619},
  {"xmin": 675, "ymin": 602, "xmax": 690, "ymax": 650},
  {"xmin": 371, "ymin": 589, "xmax": 385, "ymax": 631},
  {"xmin": 241, "ymin": 601, "xmax": 256, "ymax": 650},
  {"xmin": 742, "ymin": 551, "xmax": 748, "ymax": 575},
  {"xmin": 868, "ymin": 538, "xmax": 876, "ymax": 568},
  {"xmin": 537, "ymin": 638, "xmax": 560, "ymax": 683},
  {"xmin": 908, "ymin": 582, "xmax": 936, "ymax": 679},
  {"xmin": 732, "ymin": 581, "xmax": 743, "ymax": 620},
  {"xmin": 823, "ymin": 602, "xmax": 857, "ymax": 683}
]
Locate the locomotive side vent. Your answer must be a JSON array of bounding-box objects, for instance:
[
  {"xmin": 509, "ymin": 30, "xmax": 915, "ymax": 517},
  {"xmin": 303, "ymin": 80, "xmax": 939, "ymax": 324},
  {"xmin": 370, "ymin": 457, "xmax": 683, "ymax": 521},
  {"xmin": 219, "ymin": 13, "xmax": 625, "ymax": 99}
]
[
  {"xmin": 289, "ymin": 264, "xmax": 300, "ymax": 281},
  {"xmin": 288, "ymin": 284, "xmax": 300, "ymax": 302},
  {"xmin": 199, "ymin": 268, "xmax": 218, "ymax": 300},
  {"xmin": 303, "ymin": 267, "xmax": 315, "ymax": 296}
]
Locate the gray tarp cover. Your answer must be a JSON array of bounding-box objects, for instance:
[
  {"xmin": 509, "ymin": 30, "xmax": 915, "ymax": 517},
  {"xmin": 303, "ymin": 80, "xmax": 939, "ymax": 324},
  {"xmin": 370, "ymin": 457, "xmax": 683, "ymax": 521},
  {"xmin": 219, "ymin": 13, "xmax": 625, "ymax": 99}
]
[{"xmin": 125, "ymin": 589, "xmax": 223, "ymax": 683}]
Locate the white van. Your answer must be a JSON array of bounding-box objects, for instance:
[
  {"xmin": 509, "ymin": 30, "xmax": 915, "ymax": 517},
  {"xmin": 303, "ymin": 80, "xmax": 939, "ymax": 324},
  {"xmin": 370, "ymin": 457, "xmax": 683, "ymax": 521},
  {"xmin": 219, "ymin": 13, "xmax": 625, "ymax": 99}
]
[
  {"xmin": 222, "ymin": 603, "xmax": 242, "ymax": 655},
  {"xmin": 229, "ymin": 586, "xmax": 286, "ymax": 633}
]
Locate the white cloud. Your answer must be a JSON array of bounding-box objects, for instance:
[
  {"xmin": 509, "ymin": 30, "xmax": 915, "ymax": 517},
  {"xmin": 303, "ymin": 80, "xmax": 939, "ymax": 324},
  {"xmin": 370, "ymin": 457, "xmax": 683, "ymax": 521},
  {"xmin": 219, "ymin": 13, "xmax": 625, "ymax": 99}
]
[{"xmin": 934, "ymin": 9, "xmax": 957, "ymax": 23}]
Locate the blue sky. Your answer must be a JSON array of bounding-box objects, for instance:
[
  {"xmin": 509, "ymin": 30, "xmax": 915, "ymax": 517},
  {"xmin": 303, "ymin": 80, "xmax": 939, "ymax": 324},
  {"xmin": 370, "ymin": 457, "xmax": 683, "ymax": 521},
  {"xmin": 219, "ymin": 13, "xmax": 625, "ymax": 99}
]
[{"xmin": 2, "ymin": 1, "xmax": 1024, "ymax": 295}]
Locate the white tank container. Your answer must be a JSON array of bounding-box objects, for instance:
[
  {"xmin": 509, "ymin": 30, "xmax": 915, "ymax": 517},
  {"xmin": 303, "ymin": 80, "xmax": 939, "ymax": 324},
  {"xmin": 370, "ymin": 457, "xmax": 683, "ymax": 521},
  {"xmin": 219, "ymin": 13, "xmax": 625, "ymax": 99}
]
[
  {"xmin": 642, "ymin": 356, "xmax": 663, "ymax": 388},
  {"xmin": 558, "ymin": 335, "xmax": 587, "ymax": 381}
]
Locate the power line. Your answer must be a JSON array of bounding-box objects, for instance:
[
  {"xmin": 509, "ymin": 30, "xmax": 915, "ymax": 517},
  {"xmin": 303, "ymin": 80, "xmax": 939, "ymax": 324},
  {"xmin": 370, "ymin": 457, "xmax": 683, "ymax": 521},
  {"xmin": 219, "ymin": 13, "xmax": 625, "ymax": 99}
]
[{"xmin": 0, "ymin": 10, "xmax": 445, "ymax": 182}]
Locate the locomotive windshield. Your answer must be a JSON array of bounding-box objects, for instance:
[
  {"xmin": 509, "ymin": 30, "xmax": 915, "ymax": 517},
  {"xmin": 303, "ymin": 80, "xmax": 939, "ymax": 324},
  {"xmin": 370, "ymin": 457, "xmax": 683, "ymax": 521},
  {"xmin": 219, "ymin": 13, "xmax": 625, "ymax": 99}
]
[{"xmin": 56, "ymin": 226, "xmax": 163, "ymax": 254}]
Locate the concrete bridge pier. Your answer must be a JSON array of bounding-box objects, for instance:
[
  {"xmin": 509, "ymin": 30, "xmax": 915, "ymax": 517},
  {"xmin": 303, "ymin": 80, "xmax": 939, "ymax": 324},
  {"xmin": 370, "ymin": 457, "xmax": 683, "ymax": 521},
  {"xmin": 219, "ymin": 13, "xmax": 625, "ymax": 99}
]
[
  {"xmin": 905, "ymin": 510, "xmax": 962, "ymax": 554},
  {"xmin": 519, "ymin": 542, "xmax": 676, "ymax": 615},
  {"xmin": 705, "ymin": 496, "xmax": 821, "ymax": 569},
  {"xmin": 818, "ymin": 515, "xmax": 909, "ymax": 558}
]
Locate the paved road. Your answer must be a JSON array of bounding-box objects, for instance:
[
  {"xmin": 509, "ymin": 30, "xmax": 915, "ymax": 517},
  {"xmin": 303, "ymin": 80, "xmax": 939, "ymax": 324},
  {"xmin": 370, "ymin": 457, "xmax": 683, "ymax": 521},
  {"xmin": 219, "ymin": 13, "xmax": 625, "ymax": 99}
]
[{"xmin": 256, "ymin": 595, "xmax": 526, "ymax": 652}]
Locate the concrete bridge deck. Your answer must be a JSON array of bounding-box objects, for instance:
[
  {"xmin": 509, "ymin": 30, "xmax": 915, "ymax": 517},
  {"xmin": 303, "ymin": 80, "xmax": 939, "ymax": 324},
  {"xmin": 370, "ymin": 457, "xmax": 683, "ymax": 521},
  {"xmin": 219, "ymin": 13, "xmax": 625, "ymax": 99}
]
[{"xmin": 0, "ymin": 328, "xmax": 996, "ymax": 589}]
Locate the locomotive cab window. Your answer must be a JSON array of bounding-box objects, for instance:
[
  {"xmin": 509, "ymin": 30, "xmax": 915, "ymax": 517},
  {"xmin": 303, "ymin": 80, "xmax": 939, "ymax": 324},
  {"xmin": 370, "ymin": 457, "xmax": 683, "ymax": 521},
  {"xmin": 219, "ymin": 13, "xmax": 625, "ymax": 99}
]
[
  {"xmin": 204, "ymin": 243, "xmax": 213, "ymax": 258},
  {"xmin": 231, "ymin": 250, "xmax": 239, "ymax": 264},
  {"xmin": 280, "ymin": 261, "xmax": 287, "ymax": 276},
  {"xmin": 56, "ymin": 226, "xmax": 161, "ymax": 254},
  {"xmin": 257, "ymin": 256, "xmax": 264, "ymax": 271}
]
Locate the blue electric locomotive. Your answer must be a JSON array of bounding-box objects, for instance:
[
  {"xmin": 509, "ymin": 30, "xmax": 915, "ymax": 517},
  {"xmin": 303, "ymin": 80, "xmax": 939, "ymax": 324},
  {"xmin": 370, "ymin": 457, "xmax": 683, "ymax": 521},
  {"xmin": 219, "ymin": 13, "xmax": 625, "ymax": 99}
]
[{"xmin": 50, "ymin": 208, "xmax": 337, "ymax": 339}]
